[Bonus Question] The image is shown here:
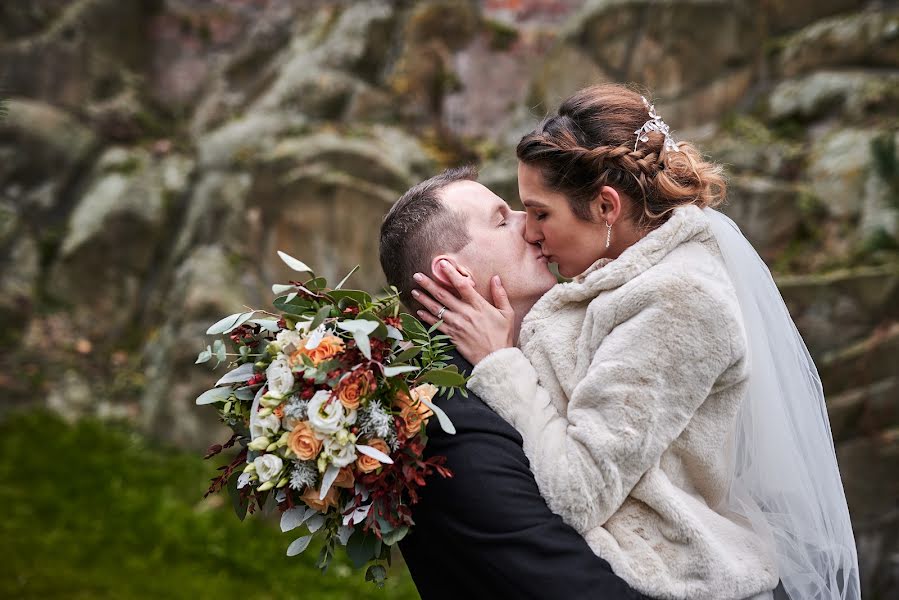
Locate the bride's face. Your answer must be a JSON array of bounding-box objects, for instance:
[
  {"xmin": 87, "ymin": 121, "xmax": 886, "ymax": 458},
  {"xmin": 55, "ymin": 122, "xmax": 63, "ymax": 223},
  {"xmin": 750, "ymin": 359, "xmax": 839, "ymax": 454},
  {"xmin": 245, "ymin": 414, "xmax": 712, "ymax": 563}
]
[{"xmin": 518, "ymin": 162, "xmax": 608, "ymax": 278}]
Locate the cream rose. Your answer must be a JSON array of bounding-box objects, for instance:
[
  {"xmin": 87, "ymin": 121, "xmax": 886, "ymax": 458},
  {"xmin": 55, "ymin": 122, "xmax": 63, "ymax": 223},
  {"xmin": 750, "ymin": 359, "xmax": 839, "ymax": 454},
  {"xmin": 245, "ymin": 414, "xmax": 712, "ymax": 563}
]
[
  {"xmin": 266, "ymin": 357, "xmax": 295, "ymax": 397},
  {"xmin": 253, "ymin": 454, "xmax": 284, "ymax": 483}
]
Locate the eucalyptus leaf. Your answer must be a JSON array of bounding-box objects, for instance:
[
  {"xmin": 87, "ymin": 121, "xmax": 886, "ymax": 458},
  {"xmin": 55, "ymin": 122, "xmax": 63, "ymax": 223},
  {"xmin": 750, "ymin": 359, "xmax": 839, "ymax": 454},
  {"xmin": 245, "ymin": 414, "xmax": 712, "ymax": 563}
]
[
  {"xmin": 337, "ymin": 525, "xmax": 355, "ymax": 546},
  {"xmin": 385, "ymin": 325, "xmax": 404, "ymax": 341},
  {"xmin": 328, "ymin": 289, "xmax": 372, "ymax": 306},
  {"xmin": 233, "ymin": 386, "xmax": 255, "ymax": 401},
  {"xmin": 337, "ymin": 319, "xmax": 379, "ymax": 360},
  {"xmin": 271, "ymin": 283, "xmax": 295, "ymax": 295},
  {"xmin": 334, "ymin": 265, "xmax": 360, "ymax": 290},
  {"xmin": 306, "ymin": 277, "xmax": 327, "ymax": 292},
  {"xmin": 309, "ymin": 305, "xmax": 332, "ymax": 331},
  {"xmin": 195, "ymin": 349, "xmax": 212, "ymax": 364},
  {"xmin": 286, "ymin": 292, "xmax": 298, "ymax": 303},
  {"xmin": 382, "ymin": 525, "xmax": 409, "ymax": 546},
  {"xmin": 382, "ymin": 365, "xmax": 418, "ymax": 377},
  {"xmin": 277, "ymin": 250, "xmax": 313, "ymax": 273},
  {"xmin": 249, "ymin": 318, "xmax": 280, "ymax": 332},
  {"xmin": 280, "ymin": 507, "xmax": 309, "ymax": 532},
  {"xmin": 419, "ymin": 397, "xmax": 456, "ymax": 435},
  {"xmin": 319, "ymin": 464, "xmax": 340, "ymax": 500},
  {"xmin": 206, "ymin": 311, "xmax": 254, "ymax": 335},
  {"xmin": 286, "ymin": 535, "xmax": 313, "ymax": 557},
  {"xmin": 195, "ymin": 387, "xmax": 232, "ymax": 405},
  {"xmin": 215, "ymin": 363, "xmax": 255, "ymax": 386},
  {"xmin": 346, "ymin": 531, "xmax": 378, "ymax": 569},
  {"xmin": 306, "ymin": 514, "xmax": 325, "ymax": 533},
  {"xmin": 365, "ymin": 565, "xmax": 387, "ymax": 587},
  {"xmin": 356, "ymin": 444, "xmax": 394, "ymax": 465}
]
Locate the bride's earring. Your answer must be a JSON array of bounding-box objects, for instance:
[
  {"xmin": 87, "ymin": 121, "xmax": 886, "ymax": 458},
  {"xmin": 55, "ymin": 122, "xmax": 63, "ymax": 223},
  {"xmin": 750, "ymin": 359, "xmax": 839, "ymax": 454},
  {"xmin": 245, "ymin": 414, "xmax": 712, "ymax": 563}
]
[{"xmin": 605, "ymin": 221, "xmax": 612, "ymax": 249}]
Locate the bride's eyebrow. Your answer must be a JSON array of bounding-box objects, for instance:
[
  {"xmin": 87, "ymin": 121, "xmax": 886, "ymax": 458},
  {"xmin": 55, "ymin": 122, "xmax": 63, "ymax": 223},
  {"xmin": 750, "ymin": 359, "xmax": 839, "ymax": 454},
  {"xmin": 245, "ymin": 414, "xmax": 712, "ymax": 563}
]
[{"xmin": 522, "ymin": 199, "xmax": 547, "ymax": 209}]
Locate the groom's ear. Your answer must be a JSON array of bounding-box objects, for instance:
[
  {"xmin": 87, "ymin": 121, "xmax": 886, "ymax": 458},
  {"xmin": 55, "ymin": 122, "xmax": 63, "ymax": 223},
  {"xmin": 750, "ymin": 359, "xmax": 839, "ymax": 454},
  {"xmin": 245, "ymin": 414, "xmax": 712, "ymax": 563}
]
[{"xmin": 429, "ymin": 254, "xmax": 473, "ymax": 288}]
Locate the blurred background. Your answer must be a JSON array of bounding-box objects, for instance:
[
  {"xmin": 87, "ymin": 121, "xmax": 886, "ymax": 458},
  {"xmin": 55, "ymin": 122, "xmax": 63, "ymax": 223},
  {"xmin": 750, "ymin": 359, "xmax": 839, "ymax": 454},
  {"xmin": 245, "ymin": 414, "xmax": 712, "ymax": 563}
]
[{"xmin": 0, "ymin": 0, "xmax": 896, "ymax": 598}]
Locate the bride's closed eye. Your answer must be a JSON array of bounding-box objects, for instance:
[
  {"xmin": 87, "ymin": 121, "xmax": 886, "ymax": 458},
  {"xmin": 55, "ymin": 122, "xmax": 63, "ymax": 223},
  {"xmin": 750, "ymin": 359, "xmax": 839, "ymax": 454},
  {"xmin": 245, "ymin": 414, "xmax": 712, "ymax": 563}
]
[{"xmin": 535, "ymin": 213, "xmax": 547, "ymax": 221}]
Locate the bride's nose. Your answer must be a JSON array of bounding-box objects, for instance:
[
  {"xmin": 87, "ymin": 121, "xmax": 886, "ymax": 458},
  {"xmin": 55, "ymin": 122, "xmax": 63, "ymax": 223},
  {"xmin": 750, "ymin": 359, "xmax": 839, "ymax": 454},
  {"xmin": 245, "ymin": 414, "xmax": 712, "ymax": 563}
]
[{"xmin": 522, "ymin": 214, "xmax": 542, "ymax": 244}]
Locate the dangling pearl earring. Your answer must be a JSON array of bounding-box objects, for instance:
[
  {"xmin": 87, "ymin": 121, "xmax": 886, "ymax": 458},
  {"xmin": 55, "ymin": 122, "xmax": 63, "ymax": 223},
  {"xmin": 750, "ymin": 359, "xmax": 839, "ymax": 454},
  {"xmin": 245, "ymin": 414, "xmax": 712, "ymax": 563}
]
[{"xmin": 605, "ymin": 221, "xmax": 612, "ymax": 249}]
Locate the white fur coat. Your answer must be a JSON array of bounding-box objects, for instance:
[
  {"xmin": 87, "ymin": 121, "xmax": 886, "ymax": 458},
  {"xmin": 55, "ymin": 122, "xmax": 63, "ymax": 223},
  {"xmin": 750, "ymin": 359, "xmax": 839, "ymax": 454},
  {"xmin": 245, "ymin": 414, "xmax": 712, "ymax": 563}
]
[{"xmin": 468, "ymin": 206, "xmax": 779, "ymax": 600}]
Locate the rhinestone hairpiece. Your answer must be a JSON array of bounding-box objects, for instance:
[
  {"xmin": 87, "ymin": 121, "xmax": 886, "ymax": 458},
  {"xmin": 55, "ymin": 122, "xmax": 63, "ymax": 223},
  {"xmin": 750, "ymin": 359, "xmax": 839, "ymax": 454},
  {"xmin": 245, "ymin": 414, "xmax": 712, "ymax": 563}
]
[{"xmin": 634, "ymin": 96, "xmax": 680, "ymax": 153}]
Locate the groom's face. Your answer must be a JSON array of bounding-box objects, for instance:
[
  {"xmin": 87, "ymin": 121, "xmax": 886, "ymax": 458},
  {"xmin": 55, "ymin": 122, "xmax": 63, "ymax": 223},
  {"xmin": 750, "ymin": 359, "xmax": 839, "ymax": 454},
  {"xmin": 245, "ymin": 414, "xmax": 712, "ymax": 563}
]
[{"xmin": 439, "ymin": 180, "xmax": 557, "ymax": 308}]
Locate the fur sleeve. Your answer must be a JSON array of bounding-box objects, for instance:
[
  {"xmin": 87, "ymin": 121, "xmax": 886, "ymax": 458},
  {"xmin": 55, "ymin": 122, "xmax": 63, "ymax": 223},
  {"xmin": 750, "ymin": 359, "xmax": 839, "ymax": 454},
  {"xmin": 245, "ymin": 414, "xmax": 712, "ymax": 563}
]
[{"xmin": 468, "ymin": 272, "xmax": 744, "ymax": 533}]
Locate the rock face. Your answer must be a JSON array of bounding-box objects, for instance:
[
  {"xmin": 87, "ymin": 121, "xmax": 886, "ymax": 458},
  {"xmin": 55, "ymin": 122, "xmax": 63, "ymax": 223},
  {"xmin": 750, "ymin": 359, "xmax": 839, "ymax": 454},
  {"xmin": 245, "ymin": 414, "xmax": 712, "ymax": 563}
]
[{"xmin": 1, "ymin": 1, "xmax": 897, "ymax": 595}]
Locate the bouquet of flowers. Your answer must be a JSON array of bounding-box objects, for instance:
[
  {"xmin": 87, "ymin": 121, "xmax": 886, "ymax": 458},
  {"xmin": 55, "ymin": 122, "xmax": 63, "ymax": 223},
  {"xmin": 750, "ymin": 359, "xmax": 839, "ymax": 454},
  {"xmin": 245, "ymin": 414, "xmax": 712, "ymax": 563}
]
[{"xmin": 195, "ymin": 251, "xmax": 465, "ymax": 585}]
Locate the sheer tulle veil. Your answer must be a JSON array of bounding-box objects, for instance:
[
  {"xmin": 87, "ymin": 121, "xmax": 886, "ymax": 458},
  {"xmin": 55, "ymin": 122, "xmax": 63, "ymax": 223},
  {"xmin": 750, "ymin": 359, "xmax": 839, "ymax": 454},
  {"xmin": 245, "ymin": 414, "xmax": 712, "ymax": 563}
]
[{"xmin": 705, "ymin": 208, "xmax": 861, "ymax": 600}]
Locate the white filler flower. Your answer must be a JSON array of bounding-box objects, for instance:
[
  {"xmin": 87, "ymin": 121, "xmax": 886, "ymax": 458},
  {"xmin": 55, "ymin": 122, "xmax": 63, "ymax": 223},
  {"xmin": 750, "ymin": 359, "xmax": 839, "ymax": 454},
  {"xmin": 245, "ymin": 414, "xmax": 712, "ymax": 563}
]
[
  {"xmin": 307, "ymin": 390, "xmax": 345, "ymax": 434},
  {"xmin": 266, "ymin": 357, "xmax": 295, "ymax": 397}
]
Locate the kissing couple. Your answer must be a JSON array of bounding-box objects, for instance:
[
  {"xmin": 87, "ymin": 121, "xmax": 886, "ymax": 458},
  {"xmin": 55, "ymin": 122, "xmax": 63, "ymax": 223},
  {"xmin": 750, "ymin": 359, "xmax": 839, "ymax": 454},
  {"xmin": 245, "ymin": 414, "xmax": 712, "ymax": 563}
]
[{"xmin": 379, "ymin": 84, "xmax": 860, "ymax": 600}]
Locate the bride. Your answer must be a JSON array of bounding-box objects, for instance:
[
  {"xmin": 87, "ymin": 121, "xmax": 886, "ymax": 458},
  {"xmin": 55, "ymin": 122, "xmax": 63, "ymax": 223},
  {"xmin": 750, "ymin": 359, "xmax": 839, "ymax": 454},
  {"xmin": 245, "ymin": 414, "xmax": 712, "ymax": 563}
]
[{"xmin": 412, "ymin": 84, "xmax": 860, "ymax": 600}]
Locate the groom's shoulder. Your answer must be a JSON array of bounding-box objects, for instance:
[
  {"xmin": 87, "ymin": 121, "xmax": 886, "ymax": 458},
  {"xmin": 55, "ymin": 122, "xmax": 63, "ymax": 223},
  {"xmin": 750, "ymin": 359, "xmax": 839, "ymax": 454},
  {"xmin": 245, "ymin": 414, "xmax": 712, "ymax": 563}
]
[{"xmin": 426, "ymin": 352, "xmax": 522, "ymax": 442}]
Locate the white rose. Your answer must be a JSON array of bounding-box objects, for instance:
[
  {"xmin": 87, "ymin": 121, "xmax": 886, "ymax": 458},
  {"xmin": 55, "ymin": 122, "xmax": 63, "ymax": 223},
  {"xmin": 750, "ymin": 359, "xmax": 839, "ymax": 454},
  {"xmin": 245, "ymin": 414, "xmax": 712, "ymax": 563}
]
[
  {"xmin": 323, "ymin": 438, "xmax": 357, "ymax": 468},
  {"xmin": 253, "ymin": 454, "xmax": 284, "ymax": 483},
  {"xmin": 266, "ymin": 358, "xmax": 295, "ymax": 397},
  {"xmin": 307, "ymin": 390, "xmax": 344, "ymax": 434},
  {"xmin": 250, "ymin": 413, "xmax": 282, "ymax": 440}
]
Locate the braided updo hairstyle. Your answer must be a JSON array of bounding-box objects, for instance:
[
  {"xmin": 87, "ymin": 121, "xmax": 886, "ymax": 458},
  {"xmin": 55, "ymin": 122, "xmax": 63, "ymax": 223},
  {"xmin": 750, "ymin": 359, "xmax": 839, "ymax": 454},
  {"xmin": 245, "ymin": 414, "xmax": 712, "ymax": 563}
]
[{"xmin": 517, "ymin": 84, "xmax": 725, "ymax": 229}]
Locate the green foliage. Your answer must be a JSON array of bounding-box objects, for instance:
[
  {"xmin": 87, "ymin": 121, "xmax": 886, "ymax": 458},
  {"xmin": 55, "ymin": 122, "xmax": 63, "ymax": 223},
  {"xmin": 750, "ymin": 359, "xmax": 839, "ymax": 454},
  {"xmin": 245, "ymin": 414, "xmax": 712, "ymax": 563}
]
[{"xmin": 0, "ymin": 411, "xmax": 421, "ymax": 599}]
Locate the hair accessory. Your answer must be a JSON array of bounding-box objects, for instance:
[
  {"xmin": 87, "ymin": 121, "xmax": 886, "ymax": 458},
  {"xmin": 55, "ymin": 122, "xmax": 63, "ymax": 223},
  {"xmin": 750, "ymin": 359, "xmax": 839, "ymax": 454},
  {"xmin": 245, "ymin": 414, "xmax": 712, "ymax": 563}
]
[{"xmin": 634, "ymin": 96, "xmax": 680, "ymax": 154}]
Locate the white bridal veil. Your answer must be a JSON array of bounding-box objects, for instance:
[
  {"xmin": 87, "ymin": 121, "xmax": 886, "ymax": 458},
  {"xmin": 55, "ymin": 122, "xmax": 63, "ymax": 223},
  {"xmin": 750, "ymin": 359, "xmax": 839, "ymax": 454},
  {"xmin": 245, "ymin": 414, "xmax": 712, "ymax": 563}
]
[{"xmin": 705, "ymin": 208, "xmax": 861, "ymax": 600}]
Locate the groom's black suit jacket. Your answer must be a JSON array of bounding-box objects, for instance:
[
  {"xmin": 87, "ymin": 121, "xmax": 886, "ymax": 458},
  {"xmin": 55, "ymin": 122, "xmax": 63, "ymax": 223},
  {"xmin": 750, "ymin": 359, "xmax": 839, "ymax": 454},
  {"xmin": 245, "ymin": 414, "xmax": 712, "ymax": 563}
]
[{"xmin": 399, "ymin": 353, "xmax": 647, "ymax": 600}]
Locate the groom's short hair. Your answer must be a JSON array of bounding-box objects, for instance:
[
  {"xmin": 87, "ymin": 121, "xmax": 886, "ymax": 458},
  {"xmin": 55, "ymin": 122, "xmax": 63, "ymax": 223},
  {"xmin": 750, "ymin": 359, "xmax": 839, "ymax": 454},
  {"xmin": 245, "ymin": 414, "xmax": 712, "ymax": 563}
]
[{"xmin": 380, "ymin": 165, "xmax": 477, "ymax": 311}]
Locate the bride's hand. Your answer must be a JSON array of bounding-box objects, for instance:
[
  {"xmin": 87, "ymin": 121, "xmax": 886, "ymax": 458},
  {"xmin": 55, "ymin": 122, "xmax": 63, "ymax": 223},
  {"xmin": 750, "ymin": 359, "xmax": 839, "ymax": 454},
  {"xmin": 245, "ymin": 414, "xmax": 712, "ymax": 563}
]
[{"xmin": 412, "ymin": 260, "xmax": 516, "ymax": 365}]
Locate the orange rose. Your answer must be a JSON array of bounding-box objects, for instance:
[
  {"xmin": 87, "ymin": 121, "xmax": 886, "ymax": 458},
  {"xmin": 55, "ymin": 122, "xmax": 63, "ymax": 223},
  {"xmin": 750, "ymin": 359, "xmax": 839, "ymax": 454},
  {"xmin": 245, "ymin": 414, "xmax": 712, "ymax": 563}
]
[
  {"xmin": 336, "ymin": 370, "xmax": 375, "ymax": 410},
  {"xmin": 288, "ymin": 421, "xmax": 323, "ymax": 461},
  {"xmin": 333, "ymin": 466, "xmax": 355, "ymax": 489},
  {"xmin": 400, "ymin": 405, "xmax": 424, "ymax": 438},
  {"xmin": 356, "ymin": 438, "xmax": 390, "ymax": 474},
  {"xmin": 289, "ymin": 335, "xmax": 346, "ymax": 367},
  {"xmin": 397, "ymin": 386, "xmax": 434, "ymax": 420},
  {"xmin": 300, "ymin": 485, "xmax": 340, "ymax": 512}
]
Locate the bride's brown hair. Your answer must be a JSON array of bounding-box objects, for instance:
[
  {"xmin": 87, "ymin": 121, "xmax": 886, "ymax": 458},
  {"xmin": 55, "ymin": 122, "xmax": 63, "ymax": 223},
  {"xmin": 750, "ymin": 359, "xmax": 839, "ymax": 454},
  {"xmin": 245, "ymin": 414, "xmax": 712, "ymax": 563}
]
[{"xmin": 516, "ymin": 84, "xmax": 726, "ymax": 228}]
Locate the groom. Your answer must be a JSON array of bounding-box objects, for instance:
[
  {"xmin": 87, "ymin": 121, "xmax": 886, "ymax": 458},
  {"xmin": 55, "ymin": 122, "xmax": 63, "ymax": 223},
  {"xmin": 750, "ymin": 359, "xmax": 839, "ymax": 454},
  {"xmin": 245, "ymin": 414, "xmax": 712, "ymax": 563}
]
[{"xmin": 379, "ymin": 167, "xmax": 648, "ymax": 600}]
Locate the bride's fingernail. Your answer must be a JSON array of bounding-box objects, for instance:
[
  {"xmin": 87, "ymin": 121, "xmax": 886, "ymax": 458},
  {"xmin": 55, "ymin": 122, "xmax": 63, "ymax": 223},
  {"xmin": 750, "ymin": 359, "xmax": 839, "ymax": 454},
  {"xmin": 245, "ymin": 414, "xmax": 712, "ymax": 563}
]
[
  {"xmin": 413, "ymin": 273, "xmax": 423, "ymax": 281},
  {"xmin": 411, "ymin": 290, "xmax": 420, "ymax": 298}
]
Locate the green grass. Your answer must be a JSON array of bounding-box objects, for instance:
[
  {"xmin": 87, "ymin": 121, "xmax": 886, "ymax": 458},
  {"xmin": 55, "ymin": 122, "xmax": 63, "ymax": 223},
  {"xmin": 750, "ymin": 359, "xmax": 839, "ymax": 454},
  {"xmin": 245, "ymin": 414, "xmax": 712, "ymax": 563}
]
[{"xmin": 0, "ymin": 411, "xmax": 421, "ymax": 599}]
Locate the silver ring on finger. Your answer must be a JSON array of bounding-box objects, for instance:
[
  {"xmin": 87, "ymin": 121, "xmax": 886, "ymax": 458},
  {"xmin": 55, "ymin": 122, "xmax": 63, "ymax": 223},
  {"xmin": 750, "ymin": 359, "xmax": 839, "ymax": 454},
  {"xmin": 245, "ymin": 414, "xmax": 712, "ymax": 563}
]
[{"xmin": 436, "ymin": 305, "xmax": 447, "ymax": 319}]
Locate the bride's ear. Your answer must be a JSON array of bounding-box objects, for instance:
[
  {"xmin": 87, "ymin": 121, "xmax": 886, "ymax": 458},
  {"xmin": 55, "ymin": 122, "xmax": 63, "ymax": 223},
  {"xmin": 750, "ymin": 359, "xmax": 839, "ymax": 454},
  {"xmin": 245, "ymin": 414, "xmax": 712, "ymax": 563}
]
[
  {"xmin": 592, "ymin": 185, "xmax": 623, "ymax": 224},
  {"xmin": 429, "ymin": 255, "xmax": 472, "ymax": 287}
]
